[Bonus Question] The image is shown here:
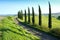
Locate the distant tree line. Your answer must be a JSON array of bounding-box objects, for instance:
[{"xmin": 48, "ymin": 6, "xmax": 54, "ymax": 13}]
[{"xmin": 18, "ymin": 2, "xmax": 52, "ymax": 29}]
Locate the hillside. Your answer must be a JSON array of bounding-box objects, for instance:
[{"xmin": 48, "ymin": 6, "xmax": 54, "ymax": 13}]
[
  {"xmin": 43, "ymin": 13, "xmax": 60, "ymax": 18},
  {"xmin": 0, "ymin": 16, "xmax": 40, "ymax": 40}
]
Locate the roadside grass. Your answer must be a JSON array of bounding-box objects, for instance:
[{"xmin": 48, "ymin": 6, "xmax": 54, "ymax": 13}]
[
  {"xmin": 0, "ymin": 16, "xmax": 40, "ymax": 40},
  {"xmin": 18, "ymin": 15, "xmax": 60, "ymax": 38}
]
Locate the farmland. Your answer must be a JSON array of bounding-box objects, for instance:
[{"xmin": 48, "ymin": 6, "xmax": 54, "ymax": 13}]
[{"xmin": 0, "ymin": 16, "xmax": 40, "ymax": 40}]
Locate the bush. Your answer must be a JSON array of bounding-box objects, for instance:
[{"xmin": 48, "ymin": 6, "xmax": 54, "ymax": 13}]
[
  {"xmin": 50, "ymin": 28, "xmax": 60, "ymax": 37},
  {"xmin": 57, "ymin": 16, "xmax": 60, "ymax": 20}
]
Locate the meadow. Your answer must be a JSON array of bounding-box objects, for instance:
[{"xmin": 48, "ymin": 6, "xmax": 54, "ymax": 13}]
[
  {"xmin": 18, "ymin": 15, "xmax": 60, "ymax": 37},
  {"xmin": 0, "ymin": 16, "xmax": 40, "ymax": 40}
]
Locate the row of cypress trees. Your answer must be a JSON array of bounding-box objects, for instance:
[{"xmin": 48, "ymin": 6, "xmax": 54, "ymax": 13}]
[
  {"xmin": 25, "ymin": 6, "xmax": 42, "ymax": 26},
  {"xmin": 18, "ymin": 2, "xmax": 52, "ymax": 29},
  {"xmin": 18, "ymin": 10, "xmax": 23, "ymax": 20},
  {"xmin": 24, "ymin": 7, "xmax": 35, "ymax": 25},
  {"xmin": 24, "ymin": 6, "xmax": 42, "ymax": 25}
]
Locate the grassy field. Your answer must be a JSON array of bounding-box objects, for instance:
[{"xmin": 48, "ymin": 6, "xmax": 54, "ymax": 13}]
[
  {"xmin": 18, "ymin": 15, "xmax": 60, "ymax": 37},
  {"xmin": 0, "ymin": 16, "xmax": 40, "ymax": 40}
]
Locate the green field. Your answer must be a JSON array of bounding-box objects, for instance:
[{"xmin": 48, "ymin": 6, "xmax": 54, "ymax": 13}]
[
  {"xmin": 18, "ymin": 15, "xmax": 60, "ymax": 37},
  {"xmin": 0, "ymin": 16, "xmax": 40, "ymax": 40}
]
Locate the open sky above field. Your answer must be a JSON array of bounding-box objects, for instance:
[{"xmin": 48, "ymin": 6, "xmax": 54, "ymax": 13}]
[{"xmin": 0, "ymin": 0, "xmax": 60, "ymax": 15}]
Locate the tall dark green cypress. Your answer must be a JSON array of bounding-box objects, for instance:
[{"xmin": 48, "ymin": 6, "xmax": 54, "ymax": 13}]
[
  {"xmin": 18, "ymin": 11, "xmax": 20, "ymax": 18},
  {"xmin": 18, "ymin": 10, "xmax": 23, "ymax": 20},
  {"xmin": 21, "ymin": 10, "xmax": 23, "ymax": 20},
  {"xmin": 39, "ymin": 5, "xmax": 42, "ymax": 26},
  {"xmin": 28, "ymin": 7, "xmax": 30, "ymax": 23},
  {"xmin": 25, "ymin": 10, "xmax": 27, "ymax": 22},
  {"xmin": 32, "ymin": 7, "xmax": 35, "ymax": 25},
  {"xmin": 48, "ymin": 2, "xmax": 52, "ymax": 29}
]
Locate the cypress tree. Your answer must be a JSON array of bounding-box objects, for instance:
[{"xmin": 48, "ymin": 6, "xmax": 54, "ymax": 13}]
[
  {"xmin": 18, "ymin": 10, "xmax": 23, "ymax": 20},
  {"xmin": 39, "ymin": 5, "xmax": 42, "ymax": 26},
  {"xmin": 25, "ymin": 10, "xmax": 27, "ymax": 22},
  {"xmin": 28, "ymin": 7, "xmax": 30, "ymax": 23},
  {"xmin": 21, "ymin": 10, "xmax": 23, "ymax": 20},
  {"xmin": 32, "ymin": 7, "xmax": 35, "ymax": 25},
  {"xmin": 18, "ymin": 11, "xmax": 20, "ymax": 18},
  {"xmin": 48, "ymin": 2, "xmax": 52, "ymax": 29}
]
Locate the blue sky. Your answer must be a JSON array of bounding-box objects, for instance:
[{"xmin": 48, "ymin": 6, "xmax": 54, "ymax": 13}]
[{"xmin": 0, "ymin": 0, "xmax": 60, "ymax": 15}]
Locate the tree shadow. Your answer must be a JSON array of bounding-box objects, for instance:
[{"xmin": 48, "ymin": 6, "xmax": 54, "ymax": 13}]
[{"xmin": 16, "ymin": 18, "xmax": 46, "ymax": 34}]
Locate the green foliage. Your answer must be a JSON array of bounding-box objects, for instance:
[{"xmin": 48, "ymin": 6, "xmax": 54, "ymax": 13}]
[
  {"xmin": 50, "ymin": 28, "xmax": 60, "ymax": 37},
  {"xmin": 0, "ymin": 16, "xmax": 40, "ymax": 40},
  {"xmin": 25, "ymin": 10, "xmax": 27, "ymax": 22},
  {"xmin": 18, "ymin": 10, "xmax": 23, "ymax": 20},
  {"xmin": 28, "ymin": 7, "xmax": 30, "ymax": 23},
  {"xmin": 32, "ymin": 7, "xmax": 35, "ymax": 25},
  {"xmin": 48, "ymin": 2, "xmax": 52, "ymax": 29},
  {"xmin": 57, "ymin": 16, "xmax": 60, "ymax": 20},
  {"xmin": 39, "ymin": 5, "xmax": 42, "ymax": 26}
]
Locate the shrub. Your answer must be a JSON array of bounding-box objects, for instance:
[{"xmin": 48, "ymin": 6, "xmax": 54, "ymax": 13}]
[
  {"xmin": 50, "ymin": 28, "xmax": 60, "ymax": 37},
  {"xmin": 39, "ymin": 5, "xmax": 42, "ymax": 26},
  {"xmin": 57, "ymin": 16, "xmax": 60, "ymax": 20}
]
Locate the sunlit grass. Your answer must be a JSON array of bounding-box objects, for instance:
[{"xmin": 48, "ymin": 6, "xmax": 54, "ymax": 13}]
[{"xmin": 0, "ymin": 16, "xmax": 40, "ymax": 40}]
